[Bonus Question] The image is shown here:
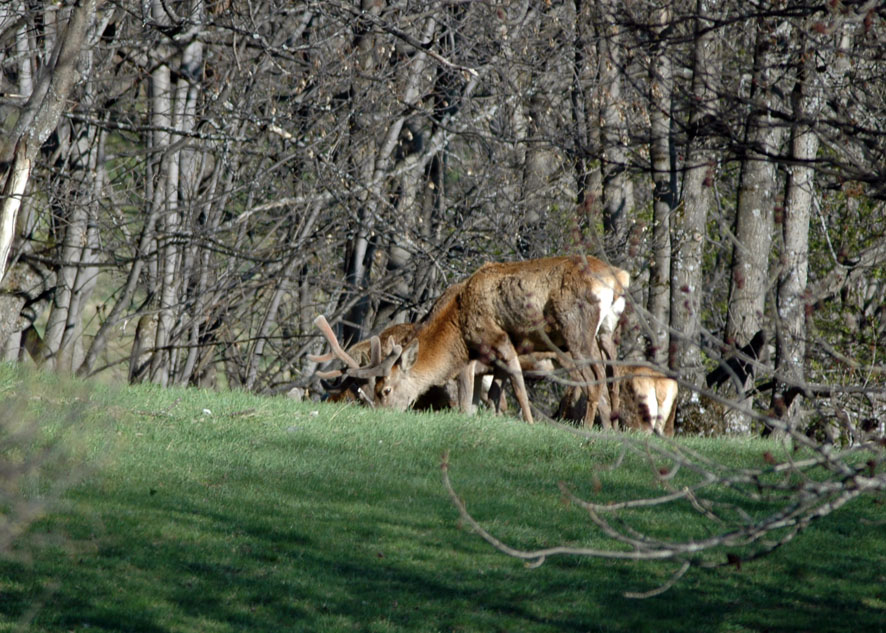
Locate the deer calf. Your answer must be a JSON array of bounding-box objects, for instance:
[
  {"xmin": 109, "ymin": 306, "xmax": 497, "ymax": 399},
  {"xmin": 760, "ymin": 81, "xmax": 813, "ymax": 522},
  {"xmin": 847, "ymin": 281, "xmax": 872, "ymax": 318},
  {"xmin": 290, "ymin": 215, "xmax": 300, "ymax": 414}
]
[{"xmin": 558, "ymin": 364, "xmax": 678, "ymax": 436}]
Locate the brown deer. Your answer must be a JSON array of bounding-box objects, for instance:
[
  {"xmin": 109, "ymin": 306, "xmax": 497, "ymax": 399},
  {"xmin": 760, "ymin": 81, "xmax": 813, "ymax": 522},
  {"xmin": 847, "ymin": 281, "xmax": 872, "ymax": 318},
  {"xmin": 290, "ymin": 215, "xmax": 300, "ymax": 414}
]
[
  {"xmin": 371, "ymin": 255, "xmax": 629, "ymax": 425},
  {"xmin": 557, "ymin": 364, "xmax": 678, "ymax": 436},
  {"xmin": 310, "ymin": 319, "xmax": 459, "ymax": 410},
  {"xmin": 309, "ymin": 282, "xmax": 467, "ymax": 408},
  {"xmin": 620, "ymin": 366, "xmax": 678, "ymax": 436},
  {"xmin": 310, "ymin": 317, "xmax": 548, "ymax": 413},
  {"xmin": 308, "ymin": 316, "xmax": 410, "ymax": 406}
]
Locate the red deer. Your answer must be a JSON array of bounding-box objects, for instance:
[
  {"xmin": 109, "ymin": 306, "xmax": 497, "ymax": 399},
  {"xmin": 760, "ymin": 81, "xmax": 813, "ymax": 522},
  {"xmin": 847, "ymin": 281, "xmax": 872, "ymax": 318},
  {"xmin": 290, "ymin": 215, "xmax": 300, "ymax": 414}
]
[
  {"xmin": 620, "ymin": 366, "xmax": 678, "ymax": 436},
  {"xmin": 558, "ymin": 364, "xmax": 678, "ymax": 436},
  {"xmin": 371, "ymin": 256, "xmax": 629, "ymax": 425},
  {"xmin": 310, "ymin": 318, "xmax": 548, "ymax": 413},
  {"xmin": 310, "ymin": 319, "xmax": 458, "ymax": 410},
  {"xmin": 309, "ymin": 283, "xmax": 467, "ymax": 408},
  {"xmin": 308, "ymin": 316, "xmax": 410, "ymax": 406}
]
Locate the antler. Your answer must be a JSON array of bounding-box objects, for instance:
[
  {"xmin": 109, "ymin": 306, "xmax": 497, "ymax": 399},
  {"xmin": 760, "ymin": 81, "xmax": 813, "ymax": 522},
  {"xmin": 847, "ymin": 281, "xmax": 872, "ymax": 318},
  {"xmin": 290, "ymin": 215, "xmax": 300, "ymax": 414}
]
[
  {"xmin": 347, "ymin": 336, "xmax": 403, "ymax": 379},
  {"xmin": 308, "ymin": 315, "xmax": 362, "ymax": 378},
  {"xmin": 309, "ymin": 316, "xmax": 405, "ymax": 407}
]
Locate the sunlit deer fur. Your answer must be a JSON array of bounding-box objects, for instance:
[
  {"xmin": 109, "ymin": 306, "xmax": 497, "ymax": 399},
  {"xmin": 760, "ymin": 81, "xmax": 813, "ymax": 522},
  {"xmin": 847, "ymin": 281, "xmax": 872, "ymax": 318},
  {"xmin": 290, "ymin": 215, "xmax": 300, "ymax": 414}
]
[
  {"xmin": 375, "ymin": 256, "xmax": 630, "ymax": 425},
  {"xmin": 319, "ymin": 321, "xmax": 458, "ymax": 411},
  {"xmin": 557, "ymin": 364, "xmax": 678, "ymax": 436},
  {"xmin": 313, "ymin": 285, "xmax": 465, "ymax": 408},
  {"xmin": 620, "ymin": 366, "xmax": 678, "ymax": 436}
]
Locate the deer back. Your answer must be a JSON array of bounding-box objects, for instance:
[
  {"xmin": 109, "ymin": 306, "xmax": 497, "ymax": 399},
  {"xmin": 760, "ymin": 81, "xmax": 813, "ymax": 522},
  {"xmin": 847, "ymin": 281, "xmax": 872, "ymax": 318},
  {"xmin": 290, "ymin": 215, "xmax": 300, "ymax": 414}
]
[{"xmin": 459, "ymin": 256, "xmax": 627, "ymax": 352}]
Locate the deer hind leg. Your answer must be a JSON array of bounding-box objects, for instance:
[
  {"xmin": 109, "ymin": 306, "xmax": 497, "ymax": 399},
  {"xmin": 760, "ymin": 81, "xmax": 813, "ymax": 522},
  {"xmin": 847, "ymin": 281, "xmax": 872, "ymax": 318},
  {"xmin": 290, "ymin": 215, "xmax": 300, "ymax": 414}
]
[
  {"xmin": 599, "ymin": 332, "xmax": 620, "ymax": 429},
  {"xmin": 582, "ymin": 338, "xmax": 606, "ymax": 428},
  {"xmin": 595, "ymin": 378, "xmax": 615, "ymax": 430},
  {"xmin": 556, "ymin": 334, "xmax": 604, "ymax": 428},
  {"xmin": 554, "ymin": 307, "xmax": 605, "ymax": 428}
]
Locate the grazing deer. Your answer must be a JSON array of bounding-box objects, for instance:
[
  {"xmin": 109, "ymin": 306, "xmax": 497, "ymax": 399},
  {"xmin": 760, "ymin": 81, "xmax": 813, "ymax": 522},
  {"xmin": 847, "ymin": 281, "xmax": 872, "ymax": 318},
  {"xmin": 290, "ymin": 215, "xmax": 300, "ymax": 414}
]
[
  {"xmin": 371, "ymin": 255, "xmax": 629, "ymax": 425},
  {"xmin": 308, "ymin": 316, "xmax": 409, "ymax": 406},
  {"xmin": 310, "ymin": 282, "xmax": 467, "ymax": 407},
  {"xmin": 557, "ymin": 364, "xmax": 678, "ymax": 436},
  {"xmin": 311, "ymin": 319, "xmax": 459, "ymax": 411},
  {"xmin": 310, "ymin": 317, "xmax": 544, "ymax": 414}
]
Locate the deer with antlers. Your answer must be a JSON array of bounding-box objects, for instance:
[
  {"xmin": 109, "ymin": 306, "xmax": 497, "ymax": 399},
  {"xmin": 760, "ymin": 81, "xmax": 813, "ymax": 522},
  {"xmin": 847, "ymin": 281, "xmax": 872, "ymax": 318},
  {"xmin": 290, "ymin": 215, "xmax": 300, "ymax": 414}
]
[
  {"xmin": 310, "ymin": 318, "xmax": 462, "ymax": 411},
  {"xmin": 315, "ymin": 255, "xmax": 629, "ymax": 425},
  {"xmin": 309, "ymin": 281, "xmax": 468, "ymax": 408}
]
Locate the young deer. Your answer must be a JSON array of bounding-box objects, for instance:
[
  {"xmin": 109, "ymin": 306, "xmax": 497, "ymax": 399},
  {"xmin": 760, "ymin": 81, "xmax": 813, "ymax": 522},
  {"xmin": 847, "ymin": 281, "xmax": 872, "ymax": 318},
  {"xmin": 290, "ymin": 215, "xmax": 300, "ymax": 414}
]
[
  {"xmin": 558, "ymin": 364, "xmax": 678, "ymax": 436},
  {"xmin": 373, "ymin": 255, "xmax": 629, "ymax": 425},
  {"xmin": 620, "ymin": 366, "xmax": 678, "ymax": 436}
]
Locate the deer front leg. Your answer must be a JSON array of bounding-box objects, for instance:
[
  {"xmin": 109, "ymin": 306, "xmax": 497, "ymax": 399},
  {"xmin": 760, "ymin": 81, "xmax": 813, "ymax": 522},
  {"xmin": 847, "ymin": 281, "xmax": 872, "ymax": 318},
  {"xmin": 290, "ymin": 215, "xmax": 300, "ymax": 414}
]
[
  {"xmin": 457, "ymin": 361, "xmax": 477, "ymax": 414},
  {"xmin": 596, "ymin": 380, "xmax": 614, "ymax": 430},
  {"xmin": 565, "ymin": 336, "xmax": 604, "ymax": 429},
  {"xmin": 505, "ymin": 360, "xmax": 533, "ymax": 423},
  {"xmin": 492, "ymin": 340, "xmax": 534, "ymax": 424}
]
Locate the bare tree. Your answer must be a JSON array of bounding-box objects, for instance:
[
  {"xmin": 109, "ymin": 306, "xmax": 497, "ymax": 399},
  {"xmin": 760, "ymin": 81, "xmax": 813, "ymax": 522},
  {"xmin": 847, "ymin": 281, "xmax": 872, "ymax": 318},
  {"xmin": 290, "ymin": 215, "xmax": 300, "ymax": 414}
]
[
  {"xmin": 669, "ymin": 0, "xmax": 718, "ymax": 390},
  {"xmin": 596, "ymin": 0, "xmax": 634, "ymax": 264},
  {"xmin": 645, "ymin": 3, "xmax": 676, "ymax": 366},
  {"xmin": 0, "ymin": 0, "xmax": 96, "ymax": 281},
  {"xmin": 725, "ymin": 18, "xmax": 787, "ymax": 365},
  {"xmin": 770, "ymin": 23, "xmax": 824, "ymax": 429}
]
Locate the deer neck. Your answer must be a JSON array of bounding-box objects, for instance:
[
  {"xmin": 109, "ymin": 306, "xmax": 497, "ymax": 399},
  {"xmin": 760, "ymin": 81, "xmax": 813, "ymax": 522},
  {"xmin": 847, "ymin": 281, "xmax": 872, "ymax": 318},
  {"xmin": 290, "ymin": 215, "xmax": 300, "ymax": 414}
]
[{"xmin": 410, "ymin": 297, "xmax": 469, "ymax": 392}]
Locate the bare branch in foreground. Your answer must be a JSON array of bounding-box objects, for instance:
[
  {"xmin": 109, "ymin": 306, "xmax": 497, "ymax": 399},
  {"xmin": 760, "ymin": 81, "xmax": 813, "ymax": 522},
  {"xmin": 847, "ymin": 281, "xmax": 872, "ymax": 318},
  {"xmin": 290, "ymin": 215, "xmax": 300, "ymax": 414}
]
[{"xmin": 441, "ymin": 415, "xmax": 886, "ymax": 597}]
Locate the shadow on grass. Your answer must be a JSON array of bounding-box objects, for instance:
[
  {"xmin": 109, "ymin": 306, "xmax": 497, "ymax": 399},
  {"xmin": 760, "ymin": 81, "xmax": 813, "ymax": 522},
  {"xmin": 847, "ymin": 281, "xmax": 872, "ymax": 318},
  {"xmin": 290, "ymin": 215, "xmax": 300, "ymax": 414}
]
[{"xmin": 2, "ymin": 482, "xmax": 883, "ymax": 633}]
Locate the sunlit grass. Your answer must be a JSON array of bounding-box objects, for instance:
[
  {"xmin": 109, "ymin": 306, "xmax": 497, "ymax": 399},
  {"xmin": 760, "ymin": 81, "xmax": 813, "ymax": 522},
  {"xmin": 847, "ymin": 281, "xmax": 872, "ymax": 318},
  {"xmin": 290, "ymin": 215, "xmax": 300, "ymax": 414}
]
[{"xmin": 0, "ymin": 364, "xmax": 883, "ymax": 633}]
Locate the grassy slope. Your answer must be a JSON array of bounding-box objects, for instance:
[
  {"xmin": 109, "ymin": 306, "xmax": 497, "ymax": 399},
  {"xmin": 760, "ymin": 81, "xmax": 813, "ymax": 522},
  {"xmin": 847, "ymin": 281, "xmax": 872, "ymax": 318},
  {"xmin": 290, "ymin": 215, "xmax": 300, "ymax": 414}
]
[{"xmin": 0, "ymin": 366, "xmax": 884, "ymax": 633}]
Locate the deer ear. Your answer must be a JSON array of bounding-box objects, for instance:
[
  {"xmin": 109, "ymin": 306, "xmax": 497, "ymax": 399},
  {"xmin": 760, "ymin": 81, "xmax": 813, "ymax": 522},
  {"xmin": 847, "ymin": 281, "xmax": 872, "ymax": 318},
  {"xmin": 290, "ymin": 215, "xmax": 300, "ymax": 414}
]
[{"xmin": 400, "ymin": 339, "xmax": 420, "ymax": 371}]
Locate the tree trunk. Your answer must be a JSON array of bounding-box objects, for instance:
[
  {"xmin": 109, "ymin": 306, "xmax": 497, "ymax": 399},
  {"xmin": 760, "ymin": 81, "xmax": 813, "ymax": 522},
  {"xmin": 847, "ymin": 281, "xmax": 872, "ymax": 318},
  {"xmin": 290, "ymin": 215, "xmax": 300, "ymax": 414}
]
[
  {"xmin": 772, "ymin": 25, "xmax": 825, "ymax": 429},
  {"xmin": 0, "ymin": 0, "xmax": 95, "ymax": 281},
  {"xmin": 43, "ymin": 115, "xmax": 104, "ymax": 372},
  {"xmin": 0, "ymin": 145, "xmax": 30, "ymax": 284},
  {"xmin": 170, "ymin": 3, "xmax": 205, "ymax": 386},
  {"xmin": 147, "ymin": 0, "xmax": 175, "ymax": 386},
  {"xmin": 646, "ymin": 5, "xmax": 675, "ymax": 366},
  {"xmin": 596, "ymin": 1, "xmax": 633, "ymax": 264},
  {"xmin": 724, "ymin": 17, "xmax": 787, "ymax": 432},
  {"xmin": 570, "ymin": 0, "xmax": 603, "ymax": 234},
  {"xmin": 670, "ymin": 0, "xmax": 717, "ymax": 388}
]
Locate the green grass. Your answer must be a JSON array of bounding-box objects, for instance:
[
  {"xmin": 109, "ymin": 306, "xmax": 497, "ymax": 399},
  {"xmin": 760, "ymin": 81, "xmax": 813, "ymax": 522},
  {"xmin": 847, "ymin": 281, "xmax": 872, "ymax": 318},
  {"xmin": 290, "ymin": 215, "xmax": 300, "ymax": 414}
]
[{"xmin": 0, "ymin": 364, "xmax": 884, "ymax": 633}]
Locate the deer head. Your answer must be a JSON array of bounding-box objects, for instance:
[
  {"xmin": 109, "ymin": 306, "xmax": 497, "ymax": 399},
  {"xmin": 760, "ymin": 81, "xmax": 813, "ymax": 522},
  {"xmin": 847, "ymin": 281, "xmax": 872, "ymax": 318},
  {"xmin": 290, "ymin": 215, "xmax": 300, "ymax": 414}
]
[{"xmin": 308, "ymin": 315, "xmax": 406, "ymax": 406}]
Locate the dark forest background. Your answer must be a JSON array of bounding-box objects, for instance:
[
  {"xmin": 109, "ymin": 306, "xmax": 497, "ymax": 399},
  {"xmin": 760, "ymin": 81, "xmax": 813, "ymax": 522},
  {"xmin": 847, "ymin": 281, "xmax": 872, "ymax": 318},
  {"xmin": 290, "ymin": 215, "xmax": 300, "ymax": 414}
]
[{"xmin": 1, "ymin": 0, "xmax": 884, "ymax": 436}]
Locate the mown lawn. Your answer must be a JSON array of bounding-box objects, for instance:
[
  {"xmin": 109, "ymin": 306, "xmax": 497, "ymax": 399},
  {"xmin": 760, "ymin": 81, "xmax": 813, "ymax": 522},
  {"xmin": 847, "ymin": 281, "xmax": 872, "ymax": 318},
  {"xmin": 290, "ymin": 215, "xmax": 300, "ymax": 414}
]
[{"xmin": 0, "ymin": 365, "xmax": 883, "ymax": 632}]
